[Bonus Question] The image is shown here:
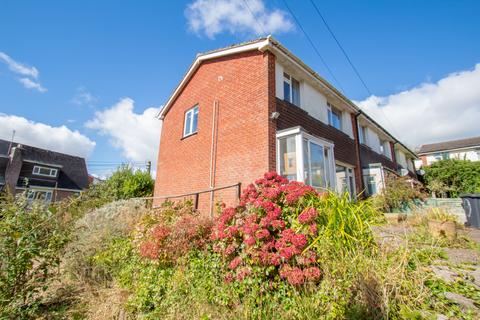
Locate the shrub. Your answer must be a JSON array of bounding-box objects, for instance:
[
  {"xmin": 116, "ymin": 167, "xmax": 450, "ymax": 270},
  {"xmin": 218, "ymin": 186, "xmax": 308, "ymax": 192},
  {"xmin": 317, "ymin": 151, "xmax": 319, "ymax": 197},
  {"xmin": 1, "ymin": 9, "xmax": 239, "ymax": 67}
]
[
  {"xmin": 374, "ymin": 174, "xmax": 426, "ymax": 212},
  {"xmin": 423, "ymin": 159, "xmax": 480, "ymax": 197},
  {"xmin": 136, "ymin": 201, "xmax": 213, "ymax": 265},
  {"xmin": 0, "ymin": 195, "xmax": 70, "ymax": 318},
  {"xmin": 211, "ymin": 172, "xmax": 379, "ymax": 286},
  {"xmin": 105, "ymin": 165, "xmax": 154, "ymax": 200}
]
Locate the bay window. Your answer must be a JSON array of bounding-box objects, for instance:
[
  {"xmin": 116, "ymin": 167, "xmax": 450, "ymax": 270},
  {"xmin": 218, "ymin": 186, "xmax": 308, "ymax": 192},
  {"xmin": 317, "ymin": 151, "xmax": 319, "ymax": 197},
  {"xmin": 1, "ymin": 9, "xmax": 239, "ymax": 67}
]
[{"xmin": 277, "ymin": 128, "xmax": 335, "ymax": 190}]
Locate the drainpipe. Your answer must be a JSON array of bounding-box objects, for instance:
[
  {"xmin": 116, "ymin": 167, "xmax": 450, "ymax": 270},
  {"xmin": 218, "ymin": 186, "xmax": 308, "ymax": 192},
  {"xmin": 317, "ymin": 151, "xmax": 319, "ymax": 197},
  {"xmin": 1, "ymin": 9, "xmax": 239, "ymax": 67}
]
[
  {"xmin": 209, "ymin": 100, "xmax": 219, "ymax": 216},
  {"xmin": 353, "ymin": 111, "xmax": 364, "ymax": 195}
]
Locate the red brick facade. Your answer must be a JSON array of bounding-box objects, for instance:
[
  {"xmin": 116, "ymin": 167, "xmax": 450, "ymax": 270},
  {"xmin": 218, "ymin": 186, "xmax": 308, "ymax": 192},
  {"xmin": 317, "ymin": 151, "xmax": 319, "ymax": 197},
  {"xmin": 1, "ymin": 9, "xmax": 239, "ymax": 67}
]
[{"xmin": 154, "ymin": 50, "xmax": 275, "ymax": 213}]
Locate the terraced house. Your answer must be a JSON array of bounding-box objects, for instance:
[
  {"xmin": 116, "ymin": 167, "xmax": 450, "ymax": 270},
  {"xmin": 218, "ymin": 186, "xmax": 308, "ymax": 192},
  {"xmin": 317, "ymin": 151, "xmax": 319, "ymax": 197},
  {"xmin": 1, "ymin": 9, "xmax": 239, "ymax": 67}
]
[
  {"xmin": 0, "ymin": 139, "xmax": 89, "ymax": 203},
  {"xmin": 154, "ymin": 36, "xmax": 417, "ymax": 213}
]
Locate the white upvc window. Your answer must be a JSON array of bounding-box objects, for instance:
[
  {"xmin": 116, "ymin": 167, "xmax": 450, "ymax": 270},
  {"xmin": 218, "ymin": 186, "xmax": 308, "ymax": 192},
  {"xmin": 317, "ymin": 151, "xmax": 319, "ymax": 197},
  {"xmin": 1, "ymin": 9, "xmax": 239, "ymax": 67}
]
[
  {"xmin": 277, "ymin": 127, "xmax": 336, "ymax": 191},
  {"xmin": 327, "ymin": 103, "xmax": 342, "ymax": 130},
  {"xmin": 27, "ymin": 189, "xmax": 53, "ymax": 203},
  {"xmin": 183, "ymin": 105, "xmax": 199, "ymax": 137},
  {"xmin": 283, "ymin": 72, "xmax": 300, "ymax": 106},
  {"xmin": 359, "ymin": 125, "xmax": 368, "ymax": 145},
  {"xmin": 33, "ymin": 165, "xmax": 58, "ymax": 177}
]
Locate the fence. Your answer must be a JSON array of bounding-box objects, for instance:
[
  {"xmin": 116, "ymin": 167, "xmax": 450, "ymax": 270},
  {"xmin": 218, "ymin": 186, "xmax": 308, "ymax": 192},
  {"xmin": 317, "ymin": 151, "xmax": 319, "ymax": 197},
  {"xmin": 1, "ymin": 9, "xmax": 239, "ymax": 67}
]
[{"xmin": 136, "ymin": 182, "xmax": 242, "ymax": 215}]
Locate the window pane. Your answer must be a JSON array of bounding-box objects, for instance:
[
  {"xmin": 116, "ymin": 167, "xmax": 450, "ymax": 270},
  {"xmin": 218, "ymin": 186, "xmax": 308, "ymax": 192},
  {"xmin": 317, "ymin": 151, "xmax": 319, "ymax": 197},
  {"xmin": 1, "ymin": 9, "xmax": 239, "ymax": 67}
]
[
  {"xmin": 184, "ymin": 110, "xmax": 192, "ymax": 136},
  {"xmin": 292, "ymin": 78, "xmax": 300, "ymax": 105},
  {"xmin": 283, "ymin": 81, "xmax": 291, "ymax": 102},
  {"xmin": 191, "ymin": 107, "xmax": 199, "ymax": 133},
  {"xmin": 331, "ymin": 110, "xmax": 341, "ymax": 130},
  {"xmin": 303, "ymin": 138, "xmax": 309, "ymax": 185},
  {"xmin": 324, "ymin": 147, "xmax": 331, "ymax": 188},
  {"xmin": 336, "ymin": 165, "xmax": 348, "ymax": 194},
  {"xmin": 309, "ymin": 142, "xmax": 325, "ymax": 188},
  {"xmin": 279, "ymin": 136, "xmax": 297, "ymax": 181}
]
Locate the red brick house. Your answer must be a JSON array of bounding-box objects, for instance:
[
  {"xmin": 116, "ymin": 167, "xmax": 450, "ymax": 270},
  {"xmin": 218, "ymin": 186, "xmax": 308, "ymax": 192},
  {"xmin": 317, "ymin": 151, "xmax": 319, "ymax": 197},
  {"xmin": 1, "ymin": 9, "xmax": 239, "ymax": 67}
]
[{"xmin": 154, "ymin": 37, "xmax": 417, "ymax": 213}]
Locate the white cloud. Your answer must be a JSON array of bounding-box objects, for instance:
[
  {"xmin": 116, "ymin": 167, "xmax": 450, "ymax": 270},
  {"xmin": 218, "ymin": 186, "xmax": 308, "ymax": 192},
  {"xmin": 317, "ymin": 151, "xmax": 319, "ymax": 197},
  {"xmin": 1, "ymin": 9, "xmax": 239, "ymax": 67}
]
[
  {"xmin": 185, "ymin": 0, "xmax": 294, "ymax": 38},
  {"xmin": 0, "ymin": 113, "xmax": 95, "ymax": 158},
  {"xmin": 18, "ymin": 77, "xmax": 47, "ymax": 93},
  {"xmin": 85, "ymin": 98, "xmax": 162, "ymax": 163},
  {"xmin": 355, "ymin": 64, "xmax": 480, "ymax": 149},
  {"xmin": 0, "ymin": 52, "xmax": 39, "ymax": 78},
  {"xmin": 0, "ymin": 51, "xmax": 47, "ymax": 92},
  {"xmin": 71, "ymin": 87, "xmax": 97, "ymax": 107}
]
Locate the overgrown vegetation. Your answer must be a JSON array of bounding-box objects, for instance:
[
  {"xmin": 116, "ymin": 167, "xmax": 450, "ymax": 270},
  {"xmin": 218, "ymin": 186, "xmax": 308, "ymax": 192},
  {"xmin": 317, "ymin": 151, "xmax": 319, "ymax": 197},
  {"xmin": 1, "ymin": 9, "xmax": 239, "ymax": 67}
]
[
  {"xmin": 374, "ymin": 174, "xmax": 426, "ymax": 212},
  {"xmin": 423, "ymin": 159, "xmax": 480, "ymax": 197},
  {"xmin": 2, "ymin": 171, "xmax": 479, "ymax": 319}
]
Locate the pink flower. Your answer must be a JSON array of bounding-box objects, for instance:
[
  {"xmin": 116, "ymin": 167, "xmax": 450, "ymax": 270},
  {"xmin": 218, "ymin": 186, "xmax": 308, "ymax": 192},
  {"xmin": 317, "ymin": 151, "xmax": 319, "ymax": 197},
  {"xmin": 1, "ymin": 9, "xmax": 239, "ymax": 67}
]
[
  {"xmin": 224, "ymin": 273, "xmax": 234, "ymax": 283},
  {"xmin": 236, "ymin": 267, "xmax": 252, "ymax": 281},
  {"xmin": 298, "ymin": 207, "xmax": 318, "ymax": 224},
  {"xmin": 270, "ymin": 219, "xmax": 285, "ymax": 230},
  {"xmin": 291, "ymin": 234, "xmax": 307, "ymax": 249},
  {"xmin": 303, "ymin": 267, "xmax": 321, "ymax": 281},
  {"xmin": 139, "ymin": 241, "xmax": 159, "ymax": 260},
  {"xmin": 229, "ymin": 256, "xmax": 242, "ymax": 270},
  {"xmin": 244, "ymin": 236, "xmax": 256, "ymax": 246},
  {"xmin": 309, "ymin": 223, "xmax": 318, "ymax": 235},
  {"xmin": 224, "ymin": 244, "xmax": 236, "ymax": 256},
  {"xmin": 256, "ymin": 228, "xmax": 270, "ymax": 240}
]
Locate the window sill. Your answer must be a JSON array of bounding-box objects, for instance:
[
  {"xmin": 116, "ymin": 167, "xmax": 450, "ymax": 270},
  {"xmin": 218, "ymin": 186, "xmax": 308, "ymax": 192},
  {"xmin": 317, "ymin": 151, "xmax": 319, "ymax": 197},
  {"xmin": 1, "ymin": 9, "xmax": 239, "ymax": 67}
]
[{"xmin": 181, "ymin": 131, "xmax": 198, "ymax": 140}]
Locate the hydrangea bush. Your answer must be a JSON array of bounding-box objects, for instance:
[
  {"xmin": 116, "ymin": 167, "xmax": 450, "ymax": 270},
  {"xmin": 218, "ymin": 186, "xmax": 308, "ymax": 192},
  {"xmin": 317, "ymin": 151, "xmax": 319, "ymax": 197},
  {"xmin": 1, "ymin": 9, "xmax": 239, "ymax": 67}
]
[{"xmin": 211, "ymin": 172, "xmax": 324, "ymax": 286}]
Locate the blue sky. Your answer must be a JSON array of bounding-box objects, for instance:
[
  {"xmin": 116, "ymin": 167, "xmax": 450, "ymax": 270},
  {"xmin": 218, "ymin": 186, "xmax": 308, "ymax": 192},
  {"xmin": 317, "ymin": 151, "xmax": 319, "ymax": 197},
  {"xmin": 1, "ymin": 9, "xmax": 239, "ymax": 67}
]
[{"xmin": 1, "ymin": 0, "xmax": 479, "ymax": 176}]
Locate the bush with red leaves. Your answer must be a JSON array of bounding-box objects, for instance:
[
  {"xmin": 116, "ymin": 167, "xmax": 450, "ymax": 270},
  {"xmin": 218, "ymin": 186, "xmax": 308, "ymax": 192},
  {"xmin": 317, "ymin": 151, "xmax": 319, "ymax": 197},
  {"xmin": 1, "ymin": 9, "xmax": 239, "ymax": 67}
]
[
  {"xmin": 212, "ymin": 172, "xmax": 324, "ymax": 285},
  {"xmin": 138, "ymin": 203, "xmax": 213, "ymax": 265}
]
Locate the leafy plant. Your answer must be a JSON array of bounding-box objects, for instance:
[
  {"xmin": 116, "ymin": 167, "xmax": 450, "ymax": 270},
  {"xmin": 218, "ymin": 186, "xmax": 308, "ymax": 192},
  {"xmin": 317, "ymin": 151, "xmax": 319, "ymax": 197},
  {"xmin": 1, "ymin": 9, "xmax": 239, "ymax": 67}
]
[
  {"xmin": 374, "ymin": 173, "xmax": 426, "ymax": 212},
  {"xmin": 105, "ymin": 165, "xmax": 154, "ymax": 200},
  {"xmin": 0, "ymin": 195, "xmax": 70, "ymax": 318},
  {"xmin": 426, "ymin": 207, "xmax": 458, "ymax": 223},
  {"xmin": 423, "ymin": 159, "xmax": 480, "ymax": 197}
]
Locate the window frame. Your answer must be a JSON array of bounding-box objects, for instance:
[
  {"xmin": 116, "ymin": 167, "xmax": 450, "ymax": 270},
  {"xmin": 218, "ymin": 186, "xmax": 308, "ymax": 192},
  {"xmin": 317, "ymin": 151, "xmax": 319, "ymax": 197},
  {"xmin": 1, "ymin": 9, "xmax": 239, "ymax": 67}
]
[
  {"xmin": 26, "ymin": 189, "xmax": 53, "ymax": 203},
  {"xmin": 327, "ymin": 103, "xmax": 342, "ymax": 130},
  {"xmin": 183, "ymin": 105, "xmax": 199, "ymax": 138},
  {"xmin": 283, "ymin": 72, "xmax": 300, "ymax": 106},
  {"xmin": 359, "ymin": 125, "xmax": 368, "ymax": 145},
  {"xmin": 276, "ymin": 127, "xmax": 336, "ymax": 191},
  {"xmin": 32, "ymin": 165, "xmax": 58, "ymax": 178}
]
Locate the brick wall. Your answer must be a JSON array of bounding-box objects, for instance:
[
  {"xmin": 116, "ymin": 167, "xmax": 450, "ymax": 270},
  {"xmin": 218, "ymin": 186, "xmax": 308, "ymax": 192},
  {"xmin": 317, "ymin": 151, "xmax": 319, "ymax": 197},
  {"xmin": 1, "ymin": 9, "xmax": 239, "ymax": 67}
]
[
  {"xmin": 154, "ymin": 50, "xmax": 275, "ymax": 213},
  {"xmin": 276, "ymin": 98, "xmax": 357, "ymax": 166},
  {"xmin": 359, "ymin": 144, "xmax": 397, "ymax": 171}
]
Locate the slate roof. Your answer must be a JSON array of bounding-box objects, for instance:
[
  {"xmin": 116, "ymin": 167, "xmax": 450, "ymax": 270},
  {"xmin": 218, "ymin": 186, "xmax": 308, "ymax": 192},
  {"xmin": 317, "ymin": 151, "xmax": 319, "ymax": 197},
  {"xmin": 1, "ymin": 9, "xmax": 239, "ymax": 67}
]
[
  {"xmin": 418, "ymin": 136, "xmax": 480, "ymax": 154},
  {"xmin": 0, "ymin": 139, "xmax": 89, "ymax": 190}
]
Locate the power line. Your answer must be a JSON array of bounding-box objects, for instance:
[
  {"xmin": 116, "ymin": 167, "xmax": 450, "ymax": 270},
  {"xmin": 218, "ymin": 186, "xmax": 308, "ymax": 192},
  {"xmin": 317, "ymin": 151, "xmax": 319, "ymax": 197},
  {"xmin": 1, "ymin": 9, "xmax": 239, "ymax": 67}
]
[
  {"xmin": 242, "ymin": 0, "xmax": 267, "ymax": 36},
  {"xmin": 280, "ymin": 0, "xmax": 345, "ymax": 93},
  {"xmin": 308, "ymin": 0, "xmax": 401, "ymax": 139},
  {"xmin": 308, "ymin": 0, "xmax": 372, "ymax": 96}
]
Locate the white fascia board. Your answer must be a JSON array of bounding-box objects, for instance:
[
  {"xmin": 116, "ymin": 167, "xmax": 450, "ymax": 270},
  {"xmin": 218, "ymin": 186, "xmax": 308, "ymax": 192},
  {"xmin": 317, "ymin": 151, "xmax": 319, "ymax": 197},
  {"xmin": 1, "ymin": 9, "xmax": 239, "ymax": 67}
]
[
  {"xmin": 419, "ymin": 145, "xmax": 480, "ymax": 156},
  {"xmin": 158, "ymin": 39, "xmax": 270, "ymax": 120}
]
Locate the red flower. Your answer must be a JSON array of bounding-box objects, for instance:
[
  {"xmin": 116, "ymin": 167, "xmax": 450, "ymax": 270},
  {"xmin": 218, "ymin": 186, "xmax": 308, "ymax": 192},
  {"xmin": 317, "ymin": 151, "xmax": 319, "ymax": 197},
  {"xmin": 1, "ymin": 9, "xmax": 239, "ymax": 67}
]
[
  {"xmin": 309, "ymin": 223, "xmax": 318, "ymax": 235},
  {"xmin": 236, "ymin": 267, "xmax": 252, "ymax": 281},
  {"xmin": 270, "ymin": 219, "xmax": 285, "ymax": 230},
  {"xmin": 139, "ymin": 241, "xmax": 159, "ymax": 260},
  {"xmin": 291, "ymin": 233, "xmax": 307, "ymax": 249},
  {"xmin": 298, "ymin": 207, "xmax": 318, "ymax": 224},
  {"xmin": 229, "ymin": 256, "xmax": 242, "ymax": 270},
  {"xmin": 244, "ymin": 236, "xmax": 256, "ymax": 246},
  {"xmin": 256, "ymin": 228, "xmax": 270, "ymax": 240},
  {"xmin": 303, "ymin": 267, "xmax": 321, "ymax": 281}
]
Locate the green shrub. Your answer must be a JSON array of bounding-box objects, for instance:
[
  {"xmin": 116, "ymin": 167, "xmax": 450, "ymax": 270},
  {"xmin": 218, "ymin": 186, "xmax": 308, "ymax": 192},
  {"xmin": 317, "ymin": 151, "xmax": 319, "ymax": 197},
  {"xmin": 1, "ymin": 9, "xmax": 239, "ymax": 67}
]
[
  {"xmin": 105, "ymin": 165, "xmax": 154, "ymax": 200},
  {"xmin": 0, "ymin": 195, "xmax": 70, "ymax": 318},
  {"xmin": 423, "ymin": 159, "xmax": 480, "ymax": 197}
]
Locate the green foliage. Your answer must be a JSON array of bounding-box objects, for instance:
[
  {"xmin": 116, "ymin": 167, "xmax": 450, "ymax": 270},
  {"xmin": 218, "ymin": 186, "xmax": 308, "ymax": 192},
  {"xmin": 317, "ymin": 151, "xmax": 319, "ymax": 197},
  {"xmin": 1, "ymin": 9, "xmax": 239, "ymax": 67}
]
[
  {"xmin": 374, "ymin": 174, "xmax": 426, "ymax": 212},
  {"xmin": 105, "ymin": 165, "xmax": 154, "ymax": 200},
  {"xmin": 424, "ymin": 159, "xmax": 480, "ymax": 197},
  {"xmin": 0, "ymin": 195, "xmax": 70, "ymax": 319}
]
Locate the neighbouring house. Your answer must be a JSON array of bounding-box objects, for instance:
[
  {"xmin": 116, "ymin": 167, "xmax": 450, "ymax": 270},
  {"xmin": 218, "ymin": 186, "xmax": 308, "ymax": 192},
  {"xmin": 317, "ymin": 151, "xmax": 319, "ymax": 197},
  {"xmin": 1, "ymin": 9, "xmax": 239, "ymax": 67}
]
[
  {"xmin": 0, "ymin": 139, "xmax": 89, "ymax": 203},
  {"xmin": 154, "ymin": 36, "xmax": 417, "ymax": 213},
  {"xmin": 416, "ymin": 136, "xmax": 480, "ymax": 168}
]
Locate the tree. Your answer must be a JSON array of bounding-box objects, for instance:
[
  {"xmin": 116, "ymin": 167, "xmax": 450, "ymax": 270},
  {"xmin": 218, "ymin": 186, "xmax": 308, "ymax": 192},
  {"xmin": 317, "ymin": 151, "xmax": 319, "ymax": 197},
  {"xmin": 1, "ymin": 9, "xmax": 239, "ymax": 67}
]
[{"xmin": 105, "ymin": 165, "xmax": 154, "ymax": 199}]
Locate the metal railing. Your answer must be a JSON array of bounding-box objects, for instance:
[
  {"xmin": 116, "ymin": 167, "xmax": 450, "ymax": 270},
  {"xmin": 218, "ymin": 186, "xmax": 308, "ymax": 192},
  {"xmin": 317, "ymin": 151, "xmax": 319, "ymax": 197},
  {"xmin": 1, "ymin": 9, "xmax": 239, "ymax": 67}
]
[{"xmin": 136, "ymin": 182, "xmax": 242, "ymax": 211}]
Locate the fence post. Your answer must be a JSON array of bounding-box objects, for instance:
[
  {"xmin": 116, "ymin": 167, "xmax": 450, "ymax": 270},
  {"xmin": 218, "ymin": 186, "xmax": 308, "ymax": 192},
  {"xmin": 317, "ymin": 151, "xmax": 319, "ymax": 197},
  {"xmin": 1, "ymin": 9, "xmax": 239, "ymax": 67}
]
[
  {"xmin": 194, "ymin": 193, "xmax": 199, "ymax": 210},
  {"xmin": 237, "ymin": 182, "xmax": 242, "ymax": 201}
]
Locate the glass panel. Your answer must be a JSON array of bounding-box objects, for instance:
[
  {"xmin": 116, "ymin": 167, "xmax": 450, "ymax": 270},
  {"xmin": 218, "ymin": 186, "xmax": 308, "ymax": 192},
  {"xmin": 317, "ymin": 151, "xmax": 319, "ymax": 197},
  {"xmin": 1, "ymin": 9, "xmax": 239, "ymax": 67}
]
[
  {"xmin": 283, "ymin": 81, "xmax": 291, "ymax": 102},
  {"xmin": 331, "ymin": 110, "xmax": 341, "ymax": 130},
  {"xmin": 336, "ymin": 165, "xmax": 348, "ymax": 194},
  {"xmin": 303, "ymin": 138, "xmax": 309, "ymax": 185},
  {"xmin": 309, "ymin": 142, "xmax": 324, "ymax": 188},
  {"xmin": 366, "ymin": 176, "xmax": 377, "ymax": 195},
  {"xmin": 191, "ymin": 107, "xmax": 199, "ymax": 133},
  {"xmin": 184, "ymin": 110, "xmax": 192, "ymax": 136},
  {"xmin": 279, "ymin": 136, "xmax": 297, "ymax": 181},
  {"xmin": 324, "ymin": 147, "xmax": 331, "ymax": 188},
  {"xmin": 292, "ymin": 78, "xmax": 300, "ymax": 105}
]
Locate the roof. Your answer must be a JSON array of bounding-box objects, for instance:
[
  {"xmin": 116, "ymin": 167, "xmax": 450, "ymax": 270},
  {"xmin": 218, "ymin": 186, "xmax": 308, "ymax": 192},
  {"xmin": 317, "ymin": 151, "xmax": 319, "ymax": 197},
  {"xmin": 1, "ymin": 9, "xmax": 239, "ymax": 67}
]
[
  {"xmin": 0, "ymin": 139, "xmax": 89, "ymax": 190},
  {"xmin": 157, "ymin": 36, "xmax": 417, "ymax": 158},
  {"xmin": 418, "ymin": 136, "xmax": 480, "ymax": 154}
]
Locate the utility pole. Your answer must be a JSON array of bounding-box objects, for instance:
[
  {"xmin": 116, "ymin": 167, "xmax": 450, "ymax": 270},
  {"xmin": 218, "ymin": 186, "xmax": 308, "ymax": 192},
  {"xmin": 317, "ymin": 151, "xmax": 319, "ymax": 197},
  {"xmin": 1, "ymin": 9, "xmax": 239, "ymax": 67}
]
[{"xmin": 146, "ymin": 160, "xmax": 151, "ymax": 175}]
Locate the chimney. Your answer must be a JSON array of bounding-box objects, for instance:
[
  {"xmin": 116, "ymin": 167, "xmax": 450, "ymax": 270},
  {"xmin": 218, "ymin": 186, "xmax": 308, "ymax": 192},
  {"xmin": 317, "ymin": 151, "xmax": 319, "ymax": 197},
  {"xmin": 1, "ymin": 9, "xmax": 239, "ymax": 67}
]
[{"xmin": 5, "ymin": 145, "xmax": 23, "ymax": 196}]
